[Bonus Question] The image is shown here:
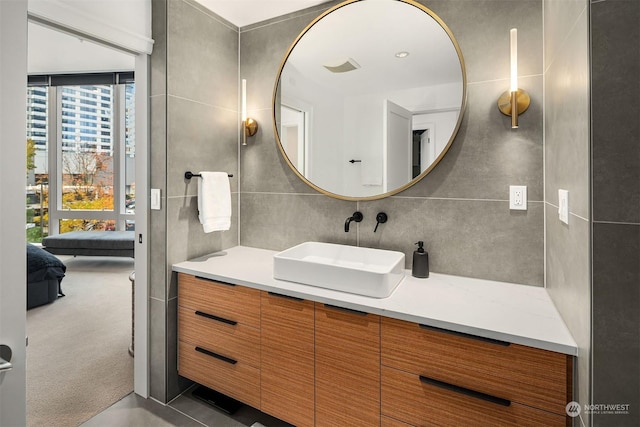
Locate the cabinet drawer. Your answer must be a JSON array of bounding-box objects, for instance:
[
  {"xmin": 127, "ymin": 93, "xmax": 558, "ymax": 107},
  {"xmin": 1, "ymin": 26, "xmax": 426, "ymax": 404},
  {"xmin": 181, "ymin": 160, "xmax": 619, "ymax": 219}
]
[
  {"xmin": 261, "ymin": 292, "xmax": 315, "ymax": 427},
  {"xmin": 315, "ymin": 303, "xmax": 380, "ymax": 427},
  {"xmin": 382, "ymin": 366, "xmax": 567, "ymax": 427},
  {"xmin": 381, "ymin": 317, "xmax": 572, "ymax": 415},
  {"xmin": 178, "ymin": 306, "xmax": 260, "ymax": 368},
  {"xmin": 178, "ymin": 273, "xmax": 260, "ymax": 328},
  {"xmin": 178, "ymin": 341, "xmax": 260, "ymax": 409}
]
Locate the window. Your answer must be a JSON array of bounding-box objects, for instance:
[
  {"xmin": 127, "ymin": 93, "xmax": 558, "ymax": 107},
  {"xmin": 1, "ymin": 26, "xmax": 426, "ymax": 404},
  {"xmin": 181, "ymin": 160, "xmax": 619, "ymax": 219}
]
[{"xmin": 26, "ymin": 75, "xmax": 135, "ymax": 242}]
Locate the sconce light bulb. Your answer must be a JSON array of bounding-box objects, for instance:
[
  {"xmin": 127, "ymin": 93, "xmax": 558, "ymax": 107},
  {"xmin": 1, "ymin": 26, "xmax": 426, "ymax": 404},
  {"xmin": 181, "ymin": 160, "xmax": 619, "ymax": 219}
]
[
  {"xmin": 241, "ymin": 79, "xmax": 247, "ymax": 122},
  {"xmin": 240, "ymin": 79, "xmax": 258, "ymax": 145},
  {"xmin": 510, "ymin": 28, "xmax": 518, "ymax": 93},
  {"xmin": 497, "ymin": 28, "xmax": 530, "ymax": 126}
]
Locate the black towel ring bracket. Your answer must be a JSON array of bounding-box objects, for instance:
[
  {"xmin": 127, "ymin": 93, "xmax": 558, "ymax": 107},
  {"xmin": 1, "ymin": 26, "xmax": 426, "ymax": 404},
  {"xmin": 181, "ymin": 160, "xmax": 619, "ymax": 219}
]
[{"xmin": 185, "ymin": 171, "xmax": 233, "ymax": 180}]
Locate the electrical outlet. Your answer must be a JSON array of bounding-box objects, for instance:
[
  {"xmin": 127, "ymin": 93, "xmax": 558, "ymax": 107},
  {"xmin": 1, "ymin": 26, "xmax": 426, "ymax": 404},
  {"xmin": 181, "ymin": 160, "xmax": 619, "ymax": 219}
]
[{"xmin": 509, "ymin": 185, "xmax": 527, "ymax": 210}]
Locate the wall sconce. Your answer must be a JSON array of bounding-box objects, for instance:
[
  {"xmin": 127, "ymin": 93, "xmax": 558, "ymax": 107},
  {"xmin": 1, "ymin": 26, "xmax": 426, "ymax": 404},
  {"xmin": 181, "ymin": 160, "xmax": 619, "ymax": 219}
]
[
  {"xmin": 497, "ymin": 28, "xmax": 530, "ymax": 128},
  {"xmin": 241, "ymin": 79, "xmax": 258, "ymax": 145}
]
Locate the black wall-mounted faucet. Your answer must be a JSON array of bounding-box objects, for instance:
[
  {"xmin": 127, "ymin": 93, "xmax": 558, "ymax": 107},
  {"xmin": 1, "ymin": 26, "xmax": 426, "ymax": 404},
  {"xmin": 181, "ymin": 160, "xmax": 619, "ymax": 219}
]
[
  {"xmin": 345, "ymin": 211, "xmax": 363, "ymax": 232},
  {"xmin": 374, "ymin": 212, "xmax": 388, "ymax": 232}
]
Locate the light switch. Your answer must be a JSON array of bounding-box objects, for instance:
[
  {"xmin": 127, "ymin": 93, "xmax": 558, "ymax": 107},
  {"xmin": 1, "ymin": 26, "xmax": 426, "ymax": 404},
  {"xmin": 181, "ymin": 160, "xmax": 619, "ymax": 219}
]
[
  {"xmin": 151, "ymin": 188, "xmax": 161, "ymax": 210},
  {"xmin": 558, "ymin": 189, "xmax": 569, "ymax": 224}
]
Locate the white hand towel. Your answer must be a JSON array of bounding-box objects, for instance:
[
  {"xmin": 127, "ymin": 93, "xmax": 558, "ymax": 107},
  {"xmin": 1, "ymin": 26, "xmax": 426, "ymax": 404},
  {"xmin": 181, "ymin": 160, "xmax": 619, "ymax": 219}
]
[
  {"xmin": 197, "ymin": 171, "xmax": 231, "ymax": 233},
  {"xmin": 361, "ymin": 159, "xmax": 383, "ymax": 186}
]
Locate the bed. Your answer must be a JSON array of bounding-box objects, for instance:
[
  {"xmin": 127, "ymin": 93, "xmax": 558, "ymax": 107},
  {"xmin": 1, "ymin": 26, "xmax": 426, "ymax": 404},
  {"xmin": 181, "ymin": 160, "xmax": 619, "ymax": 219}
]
[
  {"xmin": 42, "ymin": 230, "xmax": 135, "ymax": 258},
  {"xmin": 27, "ymin": 243, "xmax": 66, "ymax": 309}
]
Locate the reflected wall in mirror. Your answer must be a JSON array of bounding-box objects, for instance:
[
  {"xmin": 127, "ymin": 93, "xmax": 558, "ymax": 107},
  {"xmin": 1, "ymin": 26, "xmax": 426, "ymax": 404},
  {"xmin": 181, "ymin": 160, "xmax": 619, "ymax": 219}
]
[{"xmin": 273, "ymin": 0, "xmax": 467, "ymax": 200}]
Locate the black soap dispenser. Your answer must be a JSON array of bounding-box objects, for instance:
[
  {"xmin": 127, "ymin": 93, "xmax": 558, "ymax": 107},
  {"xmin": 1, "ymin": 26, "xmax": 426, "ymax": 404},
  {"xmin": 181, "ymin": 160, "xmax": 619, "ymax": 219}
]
[{"xmin": 412, "ymin": 241, "xmax": 429, "ymax": 278}]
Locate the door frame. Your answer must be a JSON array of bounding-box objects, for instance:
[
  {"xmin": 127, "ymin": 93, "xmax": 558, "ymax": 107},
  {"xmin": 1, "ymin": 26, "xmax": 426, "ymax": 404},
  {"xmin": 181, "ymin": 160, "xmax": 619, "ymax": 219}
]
[
  {"xmin": 29, "ymin": 22, "xmax": 151, "ymax": 398},
  {"xmin": 0, "ymin": 0, "xmax": 28, "ymax": 424},
  {"xmin": 0, "ymin": 10, "xmax": 150, "ymax": 424},
  {"xmin": 133, "ymin": 52, "xmax": 149, "ymax": 398},
  {"xmin": 26, "ymin": 17, "xmax": 151, "ymax": 400}
]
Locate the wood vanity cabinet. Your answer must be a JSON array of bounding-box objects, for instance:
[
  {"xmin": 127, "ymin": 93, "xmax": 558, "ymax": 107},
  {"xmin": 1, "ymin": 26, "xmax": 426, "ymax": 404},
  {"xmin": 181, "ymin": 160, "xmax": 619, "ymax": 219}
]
[
  {"xmin": 260, "ymin": 292, "xmax": 315, "ymax": 427},
  {"xmin": 315, "ymin": 303, "xmax": 381, "ymax": 427},
  {"xmin": 177, "ymin": 273, "xmax": 573, "ymax": 427},
  {"xmin": 381, "ymin": 317, "xmax": 573, "ymax": 426},
  {"xmin": 177, "ymin": 273, "xmax": 261, "ymax": 408}
]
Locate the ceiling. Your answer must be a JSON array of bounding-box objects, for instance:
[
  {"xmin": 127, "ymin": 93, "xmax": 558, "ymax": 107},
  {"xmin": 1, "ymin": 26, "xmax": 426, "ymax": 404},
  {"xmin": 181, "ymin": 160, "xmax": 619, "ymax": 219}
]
[
  {"xmin": 283, "ymin": 0, "xmax": 461, "ymax": 96},
  {"xmin": 195, "ymin": 0, "xmax": 328, "ymax": 28},
  {"xmin": 28, "ymin": 1, "xmax": 328, "ymax": 75}
]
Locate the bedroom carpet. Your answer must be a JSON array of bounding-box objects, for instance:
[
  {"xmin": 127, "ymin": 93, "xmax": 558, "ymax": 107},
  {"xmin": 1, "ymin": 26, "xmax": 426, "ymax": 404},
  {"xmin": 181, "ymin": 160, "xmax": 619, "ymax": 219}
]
[{"xmin": 26, "ymin": 255, "xmax": 135, "ymax": 427}]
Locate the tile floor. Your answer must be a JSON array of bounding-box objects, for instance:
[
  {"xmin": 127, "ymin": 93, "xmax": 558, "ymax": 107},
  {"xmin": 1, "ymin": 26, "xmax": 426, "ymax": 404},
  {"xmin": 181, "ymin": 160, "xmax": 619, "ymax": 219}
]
[{"xmin": 81, "ymin": 385, "xmax": 293, "ymax": 427}]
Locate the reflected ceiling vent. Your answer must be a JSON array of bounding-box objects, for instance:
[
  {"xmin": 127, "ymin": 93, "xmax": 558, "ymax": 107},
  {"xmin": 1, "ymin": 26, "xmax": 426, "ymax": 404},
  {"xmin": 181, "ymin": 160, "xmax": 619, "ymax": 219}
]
[{"xmin": 323, "ymin": 58, "xmax": 360, "ymax": 73}]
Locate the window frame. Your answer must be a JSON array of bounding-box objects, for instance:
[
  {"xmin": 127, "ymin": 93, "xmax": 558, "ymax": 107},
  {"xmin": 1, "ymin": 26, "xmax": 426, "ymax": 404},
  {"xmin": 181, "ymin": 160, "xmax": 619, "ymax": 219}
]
[{"xmin": 28, "ymin": 73, "xmax": 134, "ymax": 235}]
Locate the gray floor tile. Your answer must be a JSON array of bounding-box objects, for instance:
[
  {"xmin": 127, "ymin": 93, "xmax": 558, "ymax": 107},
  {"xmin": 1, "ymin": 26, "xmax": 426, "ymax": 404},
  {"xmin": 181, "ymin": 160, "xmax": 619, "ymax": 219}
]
[
  {"xmin": 81, "ymin": 393, "xmax": 203, "ymax": 427},
  {"xmin": 82, "ymin": 388, "xmax": 294, "ymax": 427},
  {"xmin": 170, "ymin": 386, "xmax": 293, "ymax": 427}
]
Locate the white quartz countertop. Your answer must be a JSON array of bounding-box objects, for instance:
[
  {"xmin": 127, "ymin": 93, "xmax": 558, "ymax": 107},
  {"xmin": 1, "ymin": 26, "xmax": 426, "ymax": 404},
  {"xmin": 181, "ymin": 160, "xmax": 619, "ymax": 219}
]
[{"xmin": 173, "ymin": 246, "xmax": 577, "ymax": 356}]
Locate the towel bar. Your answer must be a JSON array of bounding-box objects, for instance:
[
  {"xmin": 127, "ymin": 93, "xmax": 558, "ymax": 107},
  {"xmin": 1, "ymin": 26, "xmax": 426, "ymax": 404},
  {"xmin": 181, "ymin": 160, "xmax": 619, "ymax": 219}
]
[{"xmin": 185, "ymin": 171, "xmax": 233, "ymax": 180}]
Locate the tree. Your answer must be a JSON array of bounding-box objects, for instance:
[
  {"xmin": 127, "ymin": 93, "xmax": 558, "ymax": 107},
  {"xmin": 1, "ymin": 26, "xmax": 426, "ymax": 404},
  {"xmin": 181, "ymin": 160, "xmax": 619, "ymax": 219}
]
[
  {"xmin": 62, "ymin": 149, "xmax": 112, "ymax": 189},
  {"xmin": 60, "ymin": 149, "xmax": 114, "ymax": 232},
  {"xmin": 26, "ymin": 138, "xmax": 36, "ymax": 173}
]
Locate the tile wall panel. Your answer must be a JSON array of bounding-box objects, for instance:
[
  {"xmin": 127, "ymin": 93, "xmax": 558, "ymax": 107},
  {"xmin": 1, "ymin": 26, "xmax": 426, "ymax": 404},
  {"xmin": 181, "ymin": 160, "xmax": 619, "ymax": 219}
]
[
  {"xmin": 543, "ymin": 0, "xmax": 586, "ymax": 71},
  {"xmin": 149, "ymin": 0, "xmax": 169, "ymax": 402},
  {"xmin": 165, "ymin": 96, "xmax": 238, "ymax": 198},
  {"xmin": 359, "ymin": 198, "xmax": 544, "ymax": 286},
  {"xmin": 592, "ymin": 223, "xmax": 640, "ymax": 427},
  {"xmin": 149, "ymin": 297, "xmax": 167, "ymax": 400},
  {"xmin": 240, "ymin": 192, "xmax": 357, "ymax": 250},
  {"xmin": 150, "ymin": 0, "xmax": 240, "ymax": 402},
  {"xmin": 543, "ymin": 1, "xmax": 590, "ymax": 423},
  {"xmin": 591, "ymin": 0, "xmax": 640, "ymax": 224},
  {"xmin": 545, "ymin": 207, "xmax": 590, "ymax": 416},
  {"xmin": 544, "ymin": 10, "xmax": 590, "ymax": 217},
  {"xmin": 591, "ymin": 1, "xmax": 640, "ymax": 426},
  {"xmin": 425, "ymin": 0, "xmax": 543, "ymax": 84}
]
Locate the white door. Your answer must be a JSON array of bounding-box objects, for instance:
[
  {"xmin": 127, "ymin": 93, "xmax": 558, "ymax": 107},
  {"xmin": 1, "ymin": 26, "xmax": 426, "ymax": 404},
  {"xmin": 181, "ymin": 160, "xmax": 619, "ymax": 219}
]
[
  {"xmin": 281, "ymin": 105, "xmax": 306, "ymax": 174},
  {"xmin": 384, "ymin": 100, "xmax": 412, "ymax": 192},
  {"xmin": 420, "ymin": 125, "xmax": 436, "ymax": 172},
  {"xmin": 0, "ymin": 0, "xmax": 28, "ymax": 424}
]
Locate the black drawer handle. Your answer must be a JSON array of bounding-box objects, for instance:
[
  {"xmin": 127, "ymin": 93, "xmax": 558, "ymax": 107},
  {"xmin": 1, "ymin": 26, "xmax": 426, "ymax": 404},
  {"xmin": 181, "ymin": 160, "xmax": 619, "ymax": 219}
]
[
  {"xmin": 195, "ymin": 346, "xmax": 237, "ymax": 365},
  {"xmin": 419, "ymin": 375, "xmax": 511, "ymax": 407},
  {"xmin": 268, "ymin": 292, "xmax": 304, "ymax": 302},
  {"xmin": 419, "ymin": 324, "xmax": 511, "ymax": 347},
  {"xmin": 324, "ymin": 304, "xmax": 368, "ymax": 316},
  {"xmin": 195, "ymin": 311, "xmax": 237, "ymax": 326},
  {"xmin": 195, "ymin": 276, "xmax": 236, "ymax": 287}
]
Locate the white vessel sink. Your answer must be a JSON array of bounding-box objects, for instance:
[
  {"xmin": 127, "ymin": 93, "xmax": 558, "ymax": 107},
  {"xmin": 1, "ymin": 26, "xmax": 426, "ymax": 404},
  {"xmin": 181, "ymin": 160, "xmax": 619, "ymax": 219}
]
[{"xmin": 273, "ymin": 242, "xmax": 405, "ymax": 298}]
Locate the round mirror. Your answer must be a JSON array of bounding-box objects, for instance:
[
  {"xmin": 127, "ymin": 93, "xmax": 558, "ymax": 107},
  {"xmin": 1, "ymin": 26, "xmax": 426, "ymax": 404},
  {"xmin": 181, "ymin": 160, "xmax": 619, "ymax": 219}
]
[{"xmin": 273, "ymin": 0, "xmax": 466, "ymax": 200}]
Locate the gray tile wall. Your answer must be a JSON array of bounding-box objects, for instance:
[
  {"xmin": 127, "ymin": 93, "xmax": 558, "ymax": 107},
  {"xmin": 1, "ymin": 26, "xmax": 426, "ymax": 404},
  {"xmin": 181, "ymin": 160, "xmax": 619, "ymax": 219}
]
[
  {"xmin": 591, "ymin": 1, "xmax": 640, "ymax": 426},
  {"xmin": 239, "ymin": 0, "xmax": 546, "ymax": 286},
  {"xmin": 149, "ymin": 0, "xmax": 239, "ymax": 402},
  {"xmin": 149, "ymin": 0, "xmax": 168, "ymax": 402},
  {"xmin": 542, "ymin": 0, "xmax": 591, "ymax": 424}
]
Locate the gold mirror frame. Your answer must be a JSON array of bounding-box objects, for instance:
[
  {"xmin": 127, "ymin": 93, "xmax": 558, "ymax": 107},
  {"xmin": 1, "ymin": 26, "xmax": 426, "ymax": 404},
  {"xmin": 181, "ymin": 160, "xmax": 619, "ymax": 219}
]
[{"xmin": 272, "ymin": 0, "xmax": 467, "ymax": 201}]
